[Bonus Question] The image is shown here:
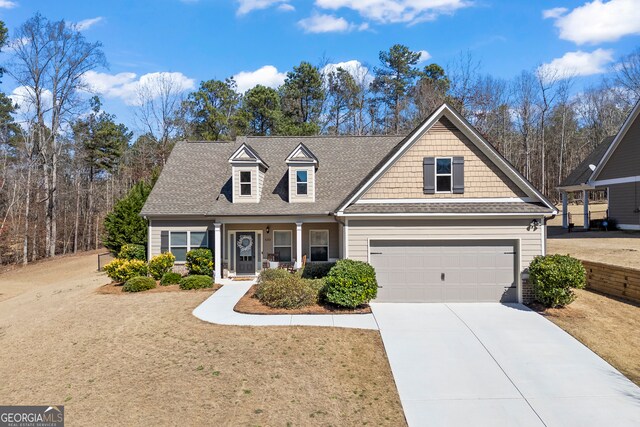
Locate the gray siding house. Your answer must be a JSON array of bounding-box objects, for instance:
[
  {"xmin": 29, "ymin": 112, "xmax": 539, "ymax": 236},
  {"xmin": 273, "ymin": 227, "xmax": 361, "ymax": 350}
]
[
  {"xmin": 141, "ymin": 103, "xmax": 556, "ymax": 303},
  {"xmin": 559, "ymin": 100, "xmax": 640, "ymax": 230}
]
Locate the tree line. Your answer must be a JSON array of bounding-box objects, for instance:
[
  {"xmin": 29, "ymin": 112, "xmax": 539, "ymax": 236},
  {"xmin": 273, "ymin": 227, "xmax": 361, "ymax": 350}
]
[{"xmin": 0, "ymin": 12, "xmax": 639, "ymax": 266}]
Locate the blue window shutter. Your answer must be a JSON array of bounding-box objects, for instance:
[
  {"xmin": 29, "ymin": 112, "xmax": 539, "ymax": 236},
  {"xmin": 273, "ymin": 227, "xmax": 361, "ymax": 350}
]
[
  {"xmin": 453, "ymin": 157, "xmax": 464, "ymax": 194},
  {"xmin": 423, "ymin": 157, "xmax": 435, "ymax": 194}
]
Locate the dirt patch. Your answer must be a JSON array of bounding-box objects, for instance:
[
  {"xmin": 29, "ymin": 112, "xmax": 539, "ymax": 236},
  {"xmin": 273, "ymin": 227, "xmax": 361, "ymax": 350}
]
[
  {"xmin": 234, "ymin": 284, "xmax": 372, "ymax": 315},
  {"xmin": 0, "ymin": 252, "xmax": 404, "ymax": 426},
  {"xmin": 96, "ymin": 282, "xmax": 221, "ymax": 295},
  {"xmin": 530, "ymin": 288, "xmax": 640, "ymax": 386}
]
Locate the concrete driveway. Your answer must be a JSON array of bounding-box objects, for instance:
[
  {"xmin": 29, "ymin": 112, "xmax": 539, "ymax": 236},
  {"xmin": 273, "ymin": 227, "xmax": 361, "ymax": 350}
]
[{"xmin": 371, "ymin": 303, "xmax": 640, "ymax": 427}]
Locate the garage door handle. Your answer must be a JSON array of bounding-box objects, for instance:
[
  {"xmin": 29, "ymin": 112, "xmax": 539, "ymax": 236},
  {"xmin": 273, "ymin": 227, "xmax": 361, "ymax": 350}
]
[{"xmin": 370, "ymin": 252, "xmax": 382, "ymax": 255}]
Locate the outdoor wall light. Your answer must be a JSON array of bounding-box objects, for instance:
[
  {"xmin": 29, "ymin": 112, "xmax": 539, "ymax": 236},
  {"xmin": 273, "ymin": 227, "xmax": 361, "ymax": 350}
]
[
  {"xmin": 266, "ymin": 226, "xmax": 270, "ymax": 234},
  {"xmin": 528, "ymin": 219, "xmax": 540, "ymax": 231}
]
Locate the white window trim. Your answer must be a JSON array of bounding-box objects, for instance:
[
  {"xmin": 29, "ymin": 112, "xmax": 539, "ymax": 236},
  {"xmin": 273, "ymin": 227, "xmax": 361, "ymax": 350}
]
[
  {"xmin": 309, "ymin": 229, "xmax": 329, "ymax": 262},
  {"xmin": 239, "ymin": 170, "xmax": 252, "ymax": 197},
  {"xmin": 296, "ymin": 170, "xmax": 308, "ymax": 196},
  {"xmin": 273, "ymin": 230, "xmax": 293, "ymax": 262},
  {"xmin": 169, "ymin": 231, "xmax": 208, "ymax": 263},
  {"xmin": 435, "ymin": 157, "xmax": 453, "ymax": 194}
]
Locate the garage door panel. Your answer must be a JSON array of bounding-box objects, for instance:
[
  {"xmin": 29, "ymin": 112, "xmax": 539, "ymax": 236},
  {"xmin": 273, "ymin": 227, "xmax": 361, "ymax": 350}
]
[{"xmin": 370, "ymin": 240, "xmax": 517, "ymax": 303}]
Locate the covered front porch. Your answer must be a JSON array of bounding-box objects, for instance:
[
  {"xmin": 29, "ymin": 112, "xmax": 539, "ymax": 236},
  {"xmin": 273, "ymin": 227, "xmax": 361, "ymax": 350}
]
[{"xmin": 558, "ymin": 186, "xmax": 608, "ymax": 231}]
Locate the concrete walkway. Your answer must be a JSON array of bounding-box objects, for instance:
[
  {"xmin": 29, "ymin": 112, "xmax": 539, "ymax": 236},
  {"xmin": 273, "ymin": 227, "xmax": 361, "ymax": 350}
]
[
  {"xmin": 371, "ymin": 302, "xmax": 640, "ymax": 427},
  {"xmin": 192, "ymin": 281, "xmax": 378, "ymax": 329}
]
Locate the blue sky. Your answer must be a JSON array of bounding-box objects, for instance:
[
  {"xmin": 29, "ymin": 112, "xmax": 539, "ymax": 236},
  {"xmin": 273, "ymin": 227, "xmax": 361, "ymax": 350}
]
[{"xmin": 1, "ymin": 0, "xmax": 639, "ymax": 133}]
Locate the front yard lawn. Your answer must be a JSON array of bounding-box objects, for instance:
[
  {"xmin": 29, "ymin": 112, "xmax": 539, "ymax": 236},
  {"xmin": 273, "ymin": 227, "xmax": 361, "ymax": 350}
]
[{"xmin": 531, "ymin": 288, "xmax": 640, "ymax": 386}]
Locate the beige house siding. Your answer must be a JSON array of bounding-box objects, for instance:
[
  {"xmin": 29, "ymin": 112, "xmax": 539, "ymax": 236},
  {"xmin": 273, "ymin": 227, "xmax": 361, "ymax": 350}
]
[
  {"xmin": 608, "ymin": 183, "xmax": 640, "ymax": 227},
  {"xmin": 598, "ymin": 118, "xmax": 640, "ymax": 180},
  {"xmin": 302, "ymin": 222, "xmax": 339, "ymax": 260},
  {"xmin": 346, "ymin": 218, "xmax": 542, "ymax": 275},
  {"xmin": 149, "ymin": 219, "xmax": 212, "ymax": 259},
  {"xmin": 232, "ymin": 165, "xmax": 259, "ymax": 203},
  {"xmin": 288, "ymin": 165, "xmax": 315, "ymax": 203},
  {"xmin": 362, "ymin": 118, "xmax": 526, "ymax": 200}
]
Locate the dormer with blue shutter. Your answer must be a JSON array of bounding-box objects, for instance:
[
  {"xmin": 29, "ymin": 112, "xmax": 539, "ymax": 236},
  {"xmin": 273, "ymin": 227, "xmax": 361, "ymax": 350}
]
[
  {"xmin": 285, "ymin": 143, "xmax": 318, "ymax": 203},
  {"xmin": 228, "ymin": 143, "xmax": 269, "ymax": 203}
]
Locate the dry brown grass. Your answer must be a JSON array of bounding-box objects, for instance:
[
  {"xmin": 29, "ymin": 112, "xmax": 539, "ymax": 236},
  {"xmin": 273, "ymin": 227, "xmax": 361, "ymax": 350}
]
[
  {"xmin": 531, "ymin": 289, "xmax": 640, "ymax": 386},
  {"xmin": 235, "ymin": 284, "xmax": 372, "ymax": 315},
  {"xmin": 548, "ymin": 228, "xmax": 640, "ymax": 269},
  {"xmin": 0, "ymin": 252, "xmax": 405, "ymax": 426}
]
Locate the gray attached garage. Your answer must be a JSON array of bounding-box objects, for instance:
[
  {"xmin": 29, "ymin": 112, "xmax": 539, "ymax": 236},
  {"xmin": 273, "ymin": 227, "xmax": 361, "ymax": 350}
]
[{"xmin": 369, "ymin": 240, "xmax": 518, "ymax": 303}]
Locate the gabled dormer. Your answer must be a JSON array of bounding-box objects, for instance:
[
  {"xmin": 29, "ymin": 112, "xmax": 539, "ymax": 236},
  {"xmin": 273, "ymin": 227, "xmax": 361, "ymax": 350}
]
[
  {"xmin": 286, "ymin": 143, "xmax": 318, "ymax": 203},
  {"xmin": 228, "ymin": 143, "xmax": 269, "ymax": 203}
]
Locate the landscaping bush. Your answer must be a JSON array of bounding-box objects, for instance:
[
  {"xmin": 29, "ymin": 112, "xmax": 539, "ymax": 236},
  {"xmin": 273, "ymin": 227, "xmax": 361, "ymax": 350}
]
[
  {"xmin": 301, "ymin": 262, "xmax": 336, "ymax": 279},
  {"xmin": 148, "ymin": 252, "xmax": 175, "ymax": 280},
  {"xmin": 257, "ymin": 268, "xmax": 291, "ymax": 285},
  {"xmin": 123, "ymin": 276, "xmax": 156, "ymax": 292},
  {"xmin": 104, "ymin": 258, "xmax": 148, "ymax": 283},
  {"xmin": 179, "ymin": 275, "xmax": 214, "ymax": 290},
  {"xmin": 118, "ymin": 243, "xmax": 146, "ymax": 261},
  {"xmin": 529, "ymin": 254, "xmax": 586, "ymax": 308},
  {"xmin": 186, "ymin": 248, "xmax": 213, "ymax": 276},
  {"xmin": 103, "ymin": 180, "xmax": 152, "ymax": 256},
  {"xmin": 323, "ymin": 259, "xmax": 377, "ymax": 308},
  {"xmin": 160, "ymin": 272, "xmax": 182, "ymax": 286},
  {"xmin": 255, "ymin": 274, "xmax": 322, "ymax": 309}
]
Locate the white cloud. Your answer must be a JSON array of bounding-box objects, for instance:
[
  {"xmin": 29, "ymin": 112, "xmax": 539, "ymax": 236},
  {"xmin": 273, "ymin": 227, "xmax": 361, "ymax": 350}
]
[
  {"xmin": 315, "ymin": 0, "xmax": 472, "ymax": 25},
  {"xmin": 547, "ymin": 0, "xmax": 640, "ymax": 45},
  {"xmin": 9, "ymin": 86, "xmax": 53, "ymax": 120},
  {"xmin": 233, "ymin": 65, "xmax": 287, "ymax": 93},
  {"xmin": 539, "ymin": 48, "xmax": 614, "ymax": 79},
  {"xmin": 322, "ymin": 59, "xmax": 373, "ymax": 84},
  {"xmin": 278, "ymin": 3, "xmax": 295, "ymax": 11},
  {"xmin": 74, "ymin": 17, "xmax": 103, "ymax": 31},
  {"xmin": 542, "ymin": 7, "xmax": 568, "ymax": 19},
  {"xmin": 237, "ymin": 0, "xmax": 291, "ymax": 15},
  {"xmin": 298, "ymin": 13, "xmax": 350, "ymax": 33},
  {"xmin": 417, "ymin": 50, "xmax": 431, "ymax": 63},
  {"xmin": 82, "ymin": 70, "xmax": 195, "ymax": 105},
  {"xmin": 0, "ymin": 0, "xmax": 17, "ymax": 9}
]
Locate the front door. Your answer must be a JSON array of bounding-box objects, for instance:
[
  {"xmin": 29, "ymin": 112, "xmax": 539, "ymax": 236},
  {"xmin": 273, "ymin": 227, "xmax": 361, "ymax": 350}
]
[{"xmin": 236, "ymin": 232, "xmax": 256, "ymax": 275}]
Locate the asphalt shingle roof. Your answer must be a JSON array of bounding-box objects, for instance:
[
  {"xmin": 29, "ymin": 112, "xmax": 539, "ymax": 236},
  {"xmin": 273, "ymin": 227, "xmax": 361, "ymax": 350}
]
[{"xmin": 559, "ymin": 136, "xmax": 614, "ymax": 188}]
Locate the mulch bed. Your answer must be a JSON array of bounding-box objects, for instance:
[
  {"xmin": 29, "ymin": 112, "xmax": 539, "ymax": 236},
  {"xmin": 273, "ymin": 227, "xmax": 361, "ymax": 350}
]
[
  {"xmin": 96, "ymin": 282, "xmax": 221, "ymax": 295},
  {"xmin": 233, "ymin": 284, "xmax": 372, "ymax": 315}
]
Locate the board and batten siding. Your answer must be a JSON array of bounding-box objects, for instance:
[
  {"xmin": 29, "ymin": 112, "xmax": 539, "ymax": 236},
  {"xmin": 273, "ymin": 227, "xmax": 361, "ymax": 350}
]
[
  {"xmin": 608, "ymin": 182, "xmax": 640, "ymax": 227},
  {"xmin": 149, "ymin": 219, "xmax": 212, "ymax": 259},
  {"xmin": 346, "ymin": 218, "xmax": 543, "ymax": 274}
]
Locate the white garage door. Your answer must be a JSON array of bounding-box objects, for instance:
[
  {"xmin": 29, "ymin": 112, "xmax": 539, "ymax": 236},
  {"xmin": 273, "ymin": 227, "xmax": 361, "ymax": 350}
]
[{"xmin": 370, "ymin": 240, "xmax": 517, "ymax": 303}]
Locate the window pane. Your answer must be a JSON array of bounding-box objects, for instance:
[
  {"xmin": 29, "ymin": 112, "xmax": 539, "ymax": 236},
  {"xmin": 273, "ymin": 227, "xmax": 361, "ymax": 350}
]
[
  {"xmin": 310, "ymin": 246, "xmax": 328, "ymax": 262},
  {"xmin": 241, "ymin": 183, "xmax": 251, "ymax": 195},
  {"xmin": 191, "ymin": 231, "xmax": 207, "ymax": 247},
  {"xmin": 171, "ymin": 232, "xmax": 187, "ymax": 246},
  {"xmin": 437, "ymin": 176, "xmax": 452, "ymax": 192},
  {"xmin": 274, "ymin": 247, "xmax": 291, "ymax": 262},
  {"xmin": 274, "ymin": 231, "xmax": 291, "ymax": 246},
  {"xmin": 310, "ymin": 230, "xmax": 328, "ymax": 246},
  {"xmin": 171, "ymin": 247, "xmax": 187, "ymax": 262},
  {"xmin": 297, "ymin": 183, "xmax": 308, "ymax": 195},
  {"xmin": 436, "ymin": 158, "xmax": 451, "ymax": 174},
  {"xmin": 296, "ymin": 170, "xmax": 307, "ymax": 183},
  {"xmin": 240, "ymin": 171, "xmax": 251, "ymax": 183}
]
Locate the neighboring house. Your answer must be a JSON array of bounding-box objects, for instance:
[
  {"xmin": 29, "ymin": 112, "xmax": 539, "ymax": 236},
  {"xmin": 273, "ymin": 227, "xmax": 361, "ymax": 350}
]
[
  {"xmin": 141, "ymin": 103, "xmax": 556, "ymax": 303},
  {"xmin": 558, "ymin": 100, "xmax": 640, "ymax": 230}
]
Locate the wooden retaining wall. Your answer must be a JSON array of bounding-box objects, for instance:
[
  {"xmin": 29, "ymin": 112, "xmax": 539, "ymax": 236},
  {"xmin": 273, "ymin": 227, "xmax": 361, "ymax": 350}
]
[{"xmin": 582, "ymin": 260, "xmax": 640, "ymax": 303}]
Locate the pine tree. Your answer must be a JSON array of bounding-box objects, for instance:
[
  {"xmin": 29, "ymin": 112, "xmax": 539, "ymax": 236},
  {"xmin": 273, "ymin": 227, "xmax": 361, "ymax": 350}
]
[{"xmin": 103, "ymin": 181, "xmax": 152, "ymax": 255}]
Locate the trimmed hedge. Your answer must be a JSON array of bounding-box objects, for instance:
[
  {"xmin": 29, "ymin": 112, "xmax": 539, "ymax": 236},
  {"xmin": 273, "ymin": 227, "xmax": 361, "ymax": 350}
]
[
  {"xmin": 255, "ymin": 274, "xmax": 323, "ymax": 309},
  {"xmin": 104, "ymin": 258, "xmax": 149, "ymax": 283},
  {"xmin": 179, "ymin": 275, "xmax": 214, "ymax": 290},
  {"xmin": 123, "ymin": 276, "xmax": 156, "ymax": 292},
  {"xmin": 149, "ymin": 252, "xmax": 175, "ymax": 280},
  {"xmin": 118, "ymin": 243, "xmax": 146, "ymax": 261},
  {"xmin": 324, "ymin": 259, "xmax": 377, "ymax": 308},
  {"xmin": 160, "ymin": 272, "xmax": 182, "ymax": 286},
  {"xmin": 257, "ymin": 268, "xmax": 290, "ymax": 285},
  {"xmin": 186, "ymin": 248, "xmax": 213, "ymax": 276},
  {"xmin": 301, "ymin": 262, "xmax": 336, "ymax": 279},
  {"xmin": 529, "ymin": 254, "xmax": 586, "ymax": 308}
]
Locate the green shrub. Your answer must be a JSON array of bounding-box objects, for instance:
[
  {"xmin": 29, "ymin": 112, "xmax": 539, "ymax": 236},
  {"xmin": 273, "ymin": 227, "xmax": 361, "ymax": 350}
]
[
  {"xmin": 529, "ymin": 254, "xmax": 586, "ymax": 308},
  {"xmin": 104, "ymin": 258, "xmax": 148, "ymax": 283},
  {"xmin": 186, "ymin": 248, "xmax": 213, "ymax": 276},
  {"xmin": 103, "ymin": 180, "xmax": 151, "ymax": 256},
  {"xmin": 179, "ymin": 275, "xmax": 214, "ymax": 290},
  {"xmin": 257, "ymin": 268, "xmax": 291, "ymax": 285},
  {"xmin": 324, "ymin": 259, "xmax": 377, "ymax": 308},
  {"xmin": 118, "ymin": 243, "xmax": 147, "ymax": 261},
  {"xmin": 301, "ymin": 262, "xmax": 336, "ymax": 279},
  {"xmin": 148, "ymin": 252, "xmax": 176, "ymax": 280},
  {"xmin": 123, "ymin": 276, "xmax": 156, "ymax": 292},
  {"xmin": 255, "ymin": 274, "xmax": 322, "ymax": 309},
  {"xmin": 160, "ymin": 272, "xmax": 182, "ymax": 286}
]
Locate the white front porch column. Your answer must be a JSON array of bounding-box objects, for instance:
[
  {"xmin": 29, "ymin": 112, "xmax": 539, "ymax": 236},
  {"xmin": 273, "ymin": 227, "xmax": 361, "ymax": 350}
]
[
  {"xmin": 561, "ymin": 191, "xmax": 569, "ymax": 229},
  {"xmin": 214, "ymin": 223, "xmax": 222, "ymax": 281},
  {"xmin": 583, "ymin": 190, "xmax": 589, "ymax": 230},
  {"xmin": 295, "ymin": 222, "xmax": 303, "ymax": 268}
]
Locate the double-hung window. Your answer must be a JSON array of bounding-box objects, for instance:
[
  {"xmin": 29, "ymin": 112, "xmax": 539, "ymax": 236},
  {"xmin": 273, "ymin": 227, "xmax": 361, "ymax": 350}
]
[
  {"xmin": 309, "ymin": 230, "xmax": 329, "ymax": 262},
  {"xmin": 273, "ymin": 230, "xmax": 292, "ymax": 262},
  {"xmin": 169, "ymin": 231, "xmax": 208, "ymax": 262},
  {"xmin": 435, "ymin": 157, "xmax": 452, "ymax": 193},
  {"xmin": 296, "ymin": 170, "xmax": 308, "ymax": 195},
  {"xmin": 240, "ymin": 171, "xmax": 252, "ymax": 196}
]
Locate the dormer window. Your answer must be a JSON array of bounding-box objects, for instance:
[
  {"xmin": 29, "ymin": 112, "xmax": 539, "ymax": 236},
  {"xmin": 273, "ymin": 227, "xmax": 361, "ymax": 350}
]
[
  {"xmin": 296, "ymin": 170, "xmax": 308, "ymax": 195},
  {"xmin": 240, "ymin": 171, "xmax": 252, "ymax": 196}
]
